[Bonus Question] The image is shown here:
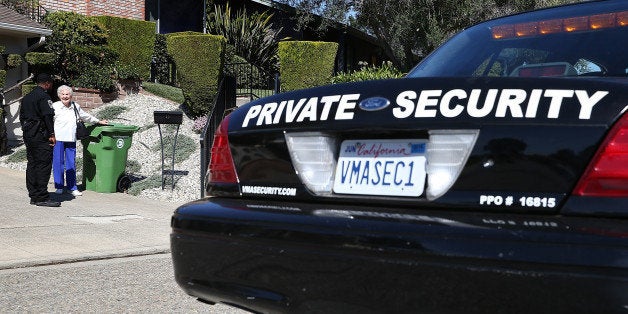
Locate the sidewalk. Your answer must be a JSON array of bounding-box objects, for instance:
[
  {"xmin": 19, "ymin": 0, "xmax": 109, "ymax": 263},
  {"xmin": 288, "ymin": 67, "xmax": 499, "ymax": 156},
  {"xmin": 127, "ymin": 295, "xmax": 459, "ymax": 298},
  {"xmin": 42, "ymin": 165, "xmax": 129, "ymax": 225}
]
[{"xmin": 0, "ymin": 166, "xmax": 186, "ymax": 270}]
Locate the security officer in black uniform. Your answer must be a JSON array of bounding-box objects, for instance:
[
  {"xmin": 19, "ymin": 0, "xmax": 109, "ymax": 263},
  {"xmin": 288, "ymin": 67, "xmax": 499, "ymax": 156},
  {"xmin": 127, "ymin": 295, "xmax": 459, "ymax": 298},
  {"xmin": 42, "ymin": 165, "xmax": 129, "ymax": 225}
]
[{"xmin": 20, "ymin": 73, "xmax": 60, "ymax": 207}]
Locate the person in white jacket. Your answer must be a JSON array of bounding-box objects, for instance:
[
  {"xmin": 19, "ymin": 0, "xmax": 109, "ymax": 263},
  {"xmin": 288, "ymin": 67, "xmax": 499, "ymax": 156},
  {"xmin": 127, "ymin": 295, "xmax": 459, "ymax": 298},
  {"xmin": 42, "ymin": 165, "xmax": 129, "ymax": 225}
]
[{"xmin": 52, "ymin": 85, "xmax": 108, "ymax": 196}]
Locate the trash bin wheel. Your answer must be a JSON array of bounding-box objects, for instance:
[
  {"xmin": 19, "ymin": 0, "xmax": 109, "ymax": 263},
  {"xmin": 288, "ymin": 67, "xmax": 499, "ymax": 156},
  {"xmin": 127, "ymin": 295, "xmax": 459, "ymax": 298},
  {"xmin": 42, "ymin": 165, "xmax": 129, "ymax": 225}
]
[{"xmin": 117, "ymin": 174, "xmax": 132, "ymax": 192}]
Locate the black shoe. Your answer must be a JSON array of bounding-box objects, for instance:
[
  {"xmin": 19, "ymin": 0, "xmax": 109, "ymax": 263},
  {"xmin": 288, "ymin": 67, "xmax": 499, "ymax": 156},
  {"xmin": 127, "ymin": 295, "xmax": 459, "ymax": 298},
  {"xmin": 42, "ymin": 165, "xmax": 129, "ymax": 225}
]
[{"xmin": 32, "ymin": 200, "xmax": 61, "ymax": 207}]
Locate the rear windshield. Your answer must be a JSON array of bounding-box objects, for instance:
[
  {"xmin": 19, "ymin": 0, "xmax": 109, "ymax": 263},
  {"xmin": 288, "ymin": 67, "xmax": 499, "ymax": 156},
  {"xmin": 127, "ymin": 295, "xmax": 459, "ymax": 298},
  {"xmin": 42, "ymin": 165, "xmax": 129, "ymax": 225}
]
[{"xmin": 407, "ymin": 6, "xmax": 628, "ymax": 78}]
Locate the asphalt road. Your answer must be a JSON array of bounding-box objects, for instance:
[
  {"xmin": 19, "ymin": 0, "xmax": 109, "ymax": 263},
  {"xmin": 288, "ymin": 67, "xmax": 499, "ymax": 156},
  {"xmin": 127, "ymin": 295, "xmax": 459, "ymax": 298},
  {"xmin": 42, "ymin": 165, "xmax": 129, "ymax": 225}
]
[{"xmin": 0, "ymin": 254, "xmax": 249, "ymax": 313}]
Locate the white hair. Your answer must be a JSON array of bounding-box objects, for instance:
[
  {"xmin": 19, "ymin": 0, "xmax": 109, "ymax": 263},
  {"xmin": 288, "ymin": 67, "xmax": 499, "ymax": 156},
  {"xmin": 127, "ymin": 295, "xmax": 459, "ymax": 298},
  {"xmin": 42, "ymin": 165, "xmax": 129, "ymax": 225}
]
[{"xmin": 57, "ymin": 85, "xmax": 73, "ymax": 96}]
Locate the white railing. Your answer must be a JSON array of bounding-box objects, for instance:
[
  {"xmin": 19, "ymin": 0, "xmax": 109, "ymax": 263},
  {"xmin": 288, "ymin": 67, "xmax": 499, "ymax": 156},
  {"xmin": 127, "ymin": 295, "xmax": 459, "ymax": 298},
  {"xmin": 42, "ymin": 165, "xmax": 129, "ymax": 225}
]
[{"xmin": 1, "ymin": 73, "xmax": 33, "ymax": 107}]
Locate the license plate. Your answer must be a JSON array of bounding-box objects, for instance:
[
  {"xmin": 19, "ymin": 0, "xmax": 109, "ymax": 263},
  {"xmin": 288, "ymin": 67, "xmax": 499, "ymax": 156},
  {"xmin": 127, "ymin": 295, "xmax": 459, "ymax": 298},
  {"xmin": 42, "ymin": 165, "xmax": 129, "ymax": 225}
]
[{"xmin": 333, "ymin": 140, "xmax": 427, "ymax": 197}]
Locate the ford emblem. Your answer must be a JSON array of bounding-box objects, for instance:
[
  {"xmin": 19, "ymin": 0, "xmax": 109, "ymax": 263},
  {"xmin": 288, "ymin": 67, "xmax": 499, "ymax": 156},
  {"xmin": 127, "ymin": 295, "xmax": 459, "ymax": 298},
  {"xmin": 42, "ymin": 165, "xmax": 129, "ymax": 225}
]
[{"xmin": 359, "ymin": 97, "xmax": 390, "ymax": 111}]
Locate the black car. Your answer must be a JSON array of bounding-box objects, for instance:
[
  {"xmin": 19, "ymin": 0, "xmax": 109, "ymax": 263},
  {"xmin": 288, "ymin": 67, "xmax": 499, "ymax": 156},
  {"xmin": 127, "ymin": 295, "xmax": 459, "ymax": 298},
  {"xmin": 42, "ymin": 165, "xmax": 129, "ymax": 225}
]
[{"xmin": 171, "ymin": 1, "xmax": 628, "ymax": 313}]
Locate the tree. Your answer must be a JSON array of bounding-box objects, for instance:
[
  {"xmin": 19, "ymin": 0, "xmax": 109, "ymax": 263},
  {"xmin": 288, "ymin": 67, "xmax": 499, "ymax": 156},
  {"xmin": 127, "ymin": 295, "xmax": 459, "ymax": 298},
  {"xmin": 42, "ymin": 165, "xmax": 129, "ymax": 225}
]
[
  {"xmin": 42, "ymin": 11, "xmax": 118, "ymax": 91},
  {"xmin": 276, "ymin": 0, "xmax": 579, "ymax": 71},
  {"xmin": 277, "ymin": 0, "xmax": 357, "ymax": 32},
  {"xmin": 206, "ymin": 3, "xmax": 283, "ymax": 74}
]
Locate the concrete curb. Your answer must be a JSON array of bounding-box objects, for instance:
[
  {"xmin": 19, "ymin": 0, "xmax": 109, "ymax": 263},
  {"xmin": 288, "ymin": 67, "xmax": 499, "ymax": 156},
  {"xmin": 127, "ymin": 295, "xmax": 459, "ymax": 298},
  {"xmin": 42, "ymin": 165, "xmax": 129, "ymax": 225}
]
[{"xmin": 0, "ymin": 246, "xmax": 170, "ymax": 270}]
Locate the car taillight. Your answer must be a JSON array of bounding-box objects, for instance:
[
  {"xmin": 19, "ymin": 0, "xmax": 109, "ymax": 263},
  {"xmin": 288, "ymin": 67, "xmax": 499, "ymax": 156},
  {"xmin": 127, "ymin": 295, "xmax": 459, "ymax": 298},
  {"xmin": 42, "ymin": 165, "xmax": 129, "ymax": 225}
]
[
  {"xmin": 425, "ymin": 130, "xmax": 479, "ymax": 200},
  {"xmin": 574, "ymin": 113, "xmax": 628, "ymax": 197},
  {"xmin": 285, "ymin": 132, "xmax": 337, "ymax": 195},
  {"xmin": 208, "ymin": 114, "xmax": 238, "ymax": 184}
]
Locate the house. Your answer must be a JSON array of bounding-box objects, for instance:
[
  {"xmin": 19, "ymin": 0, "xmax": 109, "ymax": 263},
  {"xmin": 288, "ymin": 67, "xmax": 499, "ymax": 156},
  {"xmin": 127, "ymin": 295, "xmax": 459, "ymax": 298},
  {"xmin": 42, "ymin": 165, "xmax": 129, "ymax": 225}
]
[
  {"xmin": 37, "ymin": 0, "xmax": 199, "ymax": 34},
  {"xmin": 211, "ymin": 0, "xmax": 386, "ymax": 73},
  {"xmin": 0, "ymin": 0, "xmax": 384, "ymax": 149},
  {"xmin": 39, "ymin": 0, "xmax": 384, "ymax": 73},
  {"xmin": 0, "ymin": 4, "xmax": 52, "ymax": 144}
]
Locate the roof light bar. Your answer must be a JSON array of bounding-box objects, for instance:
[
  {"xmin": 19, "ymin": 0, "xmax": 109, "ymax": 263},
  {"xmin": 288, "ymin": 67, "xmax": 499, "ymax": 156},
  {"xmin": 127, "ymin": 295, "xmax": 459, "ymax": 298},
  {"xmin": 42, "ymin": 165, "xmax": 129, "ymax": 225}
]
[{"xmin": 492, "ymin": 11, "xmax": 627, "ymax": 39}]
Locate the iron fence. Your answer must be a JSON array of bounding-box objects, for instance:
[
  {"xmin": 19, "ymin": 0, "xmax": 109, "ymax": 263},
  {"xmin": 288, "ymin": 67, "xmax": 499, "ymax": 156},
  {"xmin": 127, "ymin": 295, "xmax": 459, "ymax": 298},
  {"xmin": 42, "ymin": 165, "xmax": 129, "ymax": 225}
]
[
  {"xmin": 150, "ymin": 57, "xmax": 177, "ymax": 86},
  {"xmin": 199, "ymin": 75, "xmax": 236, "ymax": 197},
  {"xmin": 225, "ymin": 62, "xmax": 278, "ymax": 100},
  {"xmin": 198, "ymin": 63, "xmax": 280, "ymax": 197}
]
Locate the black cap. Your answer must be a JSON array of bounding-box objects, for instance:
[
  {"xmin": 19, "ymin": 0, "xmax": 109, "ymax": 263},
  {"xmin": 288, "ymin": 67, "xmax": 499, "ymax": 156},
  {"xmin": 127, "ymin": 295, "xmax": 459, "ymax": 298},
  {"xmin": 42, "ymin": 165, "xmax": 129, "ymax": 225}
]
[{"xmin": 36, "ymin": 73, "xmax": 53, "ymax": 83}]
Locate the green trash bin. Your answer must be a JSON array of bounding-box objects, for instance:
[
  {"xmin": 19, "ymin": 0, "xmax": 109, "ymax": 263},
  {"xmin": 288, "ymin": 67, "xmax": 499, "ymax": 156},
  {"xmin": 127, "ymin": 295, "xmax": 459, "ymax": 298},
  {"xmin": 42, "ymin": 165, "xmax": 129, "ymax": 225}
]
[{"xmin": 82, "ymin": 123, "xmax": 140, "ymax": 193}]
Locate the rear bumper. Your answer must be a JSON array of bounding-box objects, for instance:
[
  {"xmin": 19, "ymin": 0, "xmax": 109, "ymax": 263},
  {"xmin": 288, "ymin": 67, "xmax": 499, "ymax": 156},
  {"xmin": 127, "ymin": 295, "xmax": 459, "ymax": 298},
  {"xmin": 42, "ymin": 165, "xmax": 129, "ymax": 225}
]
[{"xmin": 171, "ymin": 197, "xmax": 628, "ymax": 313}]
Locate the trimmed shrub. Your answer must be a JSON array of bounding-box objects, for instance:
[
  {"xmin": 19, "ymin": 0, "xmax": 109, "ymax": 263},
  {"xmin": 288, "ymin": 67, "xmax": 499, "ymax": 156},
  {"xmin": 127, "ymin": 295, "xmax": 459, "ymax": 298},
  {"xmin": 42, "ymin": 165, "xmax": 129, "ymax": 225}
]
[
  {"xmin": 24, "ymin": 52, "xmax": 57, "ymax": 67},
  {"xmin": 7, "ymin": 147, "xmax": 27, "ymax": 163},
  {"xmin": 151, "ymin": 134, "xmax": 196, "ymax": 163},
  {"xmin": 127, "ymin": 174, "xmax": 162, "ymax": 196},
  {"xmin": 22, "ymin": 83, "xmax": 35, "ymax": 96},
  {"xmin": 7, "ymin": 54, "xmax": 23, "ymax": 68},
  {"xmin": 0, "ymin": 70, "xmax": 6, "ymax": 88},
  {"xmin": 331, "ymin": 61, "xmax": 405, "ymax": 83},
  {"xmin": 43, "ymin": 11, "xmax": 118, "ymax": 91},
  {"xmin": 70, "ymin": 63, "xmax": 117, "ymax": 92},
  {"xmin": 152, "ymin": 34, "xmax": 172, "ymax": 85},
  {"xmin": 126, "ymin": 159, "xmax": 142, "ymax": 174},
  {"xmin": 115, "ymin": 62, "xmax": 142, "ymax": 80},
  {"xmin": 95, "ymin": 16, "xmax": 156, "ymax": 81},
  {"xmin": 142, "ymin": 82, "xmax": 184, "ymax": 104},
  {"xmin": 95, "ymin": 105, "xmax": 128, "ymax": 120},
  {"xmin": 166, "ymin": 33, "xmax": 225, "ymax": 117},
  {"xmin": 278, "ymin": 41, "xmax": 338, "ymax": 92},
  {"xmin": 43, "ymin": 11, "xmax": 108, "ymax": 48}
]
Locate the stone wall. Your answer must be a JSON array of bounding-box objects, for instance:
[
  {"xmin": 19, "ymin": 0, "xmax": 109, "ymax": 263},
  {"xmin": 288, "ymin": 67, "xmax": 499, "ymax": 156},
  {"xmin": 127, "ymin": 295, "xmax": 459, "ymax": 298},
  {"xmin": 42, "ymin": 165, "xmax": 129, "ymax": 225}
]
[
  {"xmin": 72, "ymin": 80, "xmax": 142, "ymax": 110},
  {"xmin": 71, "ymin": 87, "xmax": 118, "ymax": 110}
]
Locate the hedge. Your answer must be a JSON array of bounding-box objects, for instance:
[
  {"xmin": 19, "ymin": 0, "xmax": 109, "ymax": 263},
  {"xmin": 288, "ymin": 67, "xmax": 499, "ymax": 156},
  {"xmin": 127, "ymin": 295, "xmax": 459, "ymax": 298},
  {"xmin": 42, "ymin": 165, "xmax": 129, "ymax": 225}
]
[
  {"xmin": 167, "ymin": 33, "xmax": 225, "ymax": 117},
  {"xmin": 0, "ymin": 46, "xmax": 5, "ymax": 88},
  {"xmin": 95, "ymin": 16, "xmax": 156, "ymax": 81},
  {"xmin": 7, "ymin": 54, "xmax": 23, "ymax": 68},
  {"xmin": 42, "ymin": 11, "xmax": 115, "ymax": 90},
  {"xmin": 0, "ymin": 70, "xmax": 6, "ymax": 89},
  {"xmin": 331, "ymin": 62, "xmax": 405, "ymax": 83},
  {"xmin": 152, "ymin": 34, "xmax": 172, "ymax": 85},
  {"xmin": 24, "ymin": 52, "xmax": 56, "ymax": 74},
  {"xmin": 278, "ymin": 41, "xmax": 338, "ymax": 92},
  {"xmin": 24, "ymin": 52, "xmax": 56, "ymax": 65},
  {"xmin": 22, "ymin": 83, "xmax": 35, "ymax": 96}
]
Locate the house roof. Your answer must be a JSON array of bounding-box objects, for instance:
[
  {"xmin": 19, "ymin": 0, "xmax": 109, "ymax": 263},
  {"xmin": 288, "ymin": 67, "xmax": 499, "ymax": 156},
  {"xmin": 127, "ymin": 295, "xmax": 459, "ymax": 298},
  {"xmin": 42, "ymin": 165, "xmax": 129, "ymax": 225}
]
[
  {"xmin": 249, "ymin": 0, "xmax": 292, "ymax": 11},
  {"xmin": 0, "ymin": 5, "xmax": 51, "ymax": 37}
]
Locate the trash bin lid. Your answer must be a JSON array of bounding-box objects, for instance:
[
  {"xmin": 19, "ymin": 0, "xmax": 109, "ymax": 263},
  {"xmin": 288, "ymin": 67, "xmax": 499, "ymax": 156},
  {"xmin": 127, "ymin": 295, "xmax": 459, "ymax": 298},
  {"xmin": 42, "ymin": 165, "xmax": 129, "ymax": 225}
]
[{"xmin": 90, "ymin": 123, "xmax": 140, "ymax": 137}]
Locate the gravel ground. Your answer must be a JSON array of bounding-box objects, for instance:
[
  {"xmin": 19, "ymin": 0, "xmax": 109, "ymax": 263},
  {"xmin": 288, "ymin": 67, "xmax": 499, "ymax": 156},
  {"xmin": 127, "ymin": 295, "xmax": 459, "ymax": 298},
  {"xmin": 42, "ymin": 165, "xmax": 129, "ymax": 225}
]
[{"xmin": 0, "ymin": 93, "xmax": 204, "ymax": 203}]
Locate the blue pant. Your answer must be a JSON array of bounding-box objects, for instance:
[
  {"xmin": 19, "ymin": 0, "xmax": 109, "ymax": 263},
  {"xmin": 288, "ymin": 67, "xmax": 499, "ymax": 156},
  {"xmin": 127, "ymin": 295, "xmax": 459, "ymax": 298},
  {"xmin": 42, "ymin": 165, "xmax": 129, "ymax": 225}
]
[{"xmin": 53, "ymin": 141, "xmax": 79, "ymax": 191}]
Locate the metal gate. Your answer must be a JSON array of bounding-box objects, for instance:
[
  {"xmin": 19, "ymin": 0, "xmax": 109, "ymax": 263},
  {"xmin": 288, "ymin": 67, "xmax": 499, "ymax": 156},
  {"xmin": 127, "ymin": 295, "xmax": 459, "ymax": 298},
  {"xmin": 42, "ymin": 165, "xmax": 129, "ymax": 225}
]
[{"xmin": 225, "ymin": 62, "xmax": 278, "ymax": 101}]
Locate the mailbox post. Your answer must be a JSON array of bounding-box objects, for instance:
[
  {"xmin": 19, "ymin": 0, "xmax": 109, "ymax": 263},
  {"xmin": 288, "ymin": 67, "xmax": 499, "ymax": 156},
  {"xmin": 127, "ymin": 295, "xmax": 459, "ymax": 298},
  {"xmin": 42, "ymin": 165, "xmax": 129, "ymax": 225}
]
[{"xmin": 154, "ymin": 110, "xmax": 183, "ymax": 189}]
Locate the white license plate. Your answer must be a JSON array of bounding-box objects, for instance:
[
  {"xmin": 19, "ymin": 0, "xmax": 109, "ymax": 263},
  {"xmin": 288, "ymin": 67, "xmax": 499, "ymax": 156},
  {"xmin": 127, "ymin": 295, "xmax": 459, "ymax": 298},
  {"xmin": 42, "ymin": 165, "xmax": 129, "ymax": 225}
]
[{"xmin": 333, "ymin": 140, "xmax": 427, "ymax": 197}]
